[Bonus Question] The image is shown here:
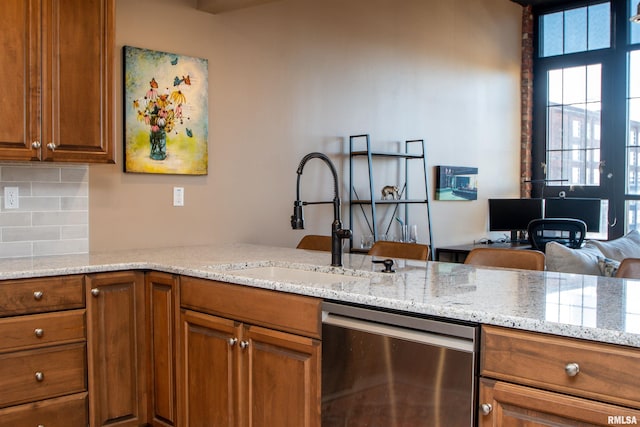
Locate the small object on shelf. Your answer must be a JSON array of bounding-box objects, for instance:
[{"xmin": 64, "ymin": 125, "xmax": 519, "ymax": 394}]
[{"xmin": 381, "ymin": 185, "xmax": 399, "ymax": 200}]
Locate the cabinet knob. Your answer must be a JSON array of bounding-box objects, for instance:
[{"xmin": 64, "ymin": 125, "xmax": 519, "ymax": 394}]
[
  {"xmin": 33, "ymin": 291, "xmax": 43, "ymax": 300},
  {"xmin": 480, "ymin": 403, "xmax": 493, "ymax": 415},
  {"xmin": 47, "ymin": 142, "xmax": 56, "ymax": 151},
  {"xmin": 91, "ymin": 288, "xmax": 100, "ymax": 297},
  {"xmin": 229, "ymin": 338, "xmax": 238, "ymax": 347},
  {"xmin": 565, "ymin": 362, "xmax": 580, "ymax": 377},
  {"xmin": 32, "ymin": 140, "xmax": 41, "ymax": 149},
  {"xmin": 240, "ymin": 340, "xmax": 249, "ymax": 349},
  {"xmin": 34, "ymin": 328, "xmax": 44, "ymax": 338},
  {"xmin": 35, "ymin": 371, "xmax": 44, "ymax": 382}
]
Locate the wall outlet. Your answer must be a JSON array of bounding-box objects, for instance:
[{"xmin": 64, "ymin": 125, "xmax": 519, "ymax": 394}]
[
  {"xmin": 173, "ymin": 187, "xmax": 184, "ymax": 207},
  {"xmin": 4, "ymin": 187, "xmax": 19, "ymax": 209}
]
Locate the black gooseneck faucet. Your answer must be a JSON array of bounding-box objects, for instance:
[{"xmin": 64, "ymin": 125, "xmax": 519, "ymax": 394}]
[{"xmin": 291, "ymin": 152, "xmax": 352, "ymax": 267}]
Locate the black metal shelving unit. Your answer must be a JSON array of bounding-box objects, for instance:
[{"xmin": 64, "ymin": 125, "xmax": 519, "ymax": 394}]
[{"xmin": 349, "ymin": 134, "xmax": 433, "ymax": 259}]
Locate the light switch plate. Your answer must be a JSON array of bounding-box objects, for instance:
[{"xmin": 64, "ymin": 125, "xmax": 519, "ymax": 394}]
[
  {"xmin": 4, "ymin": 187, "xmax": 18, "ymax": 209},
  {"xmin": 173, "ymin": 187, "xmax": 184, "ymax": 207}
]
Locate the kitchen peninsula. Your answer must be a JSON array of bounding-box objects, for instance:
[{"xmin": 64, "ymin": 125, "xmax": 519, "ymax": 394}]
[{"xmin": 1, "ymin": 243, "xmax": 639, "ymax": 426}]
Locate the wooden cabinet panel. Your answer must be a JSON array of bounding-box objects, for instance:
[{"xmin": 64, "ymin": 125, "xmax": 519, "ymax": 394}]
[
  {"xmin": 0, "ymin": 342, "xmax": 86, "ymax": 407},
  {"xmin": 482, "ymin": 325, "xmax": 640, "ymax": 409},
  {"xmin": 180, "ymin": 309, "xmax": 239, "ymax": 427},
  {"xmin": 180, "ymin": 276, "xmax": 321, "ymax": 339},
  {"xmin": 86, "ymin": 271, "xmax": 147, "ymax": 427},
  {"xmin": 0, "ymin": 275, "xmax": 84, "ymax": 317},
  {"xmin": 41, "ymin": 0, "xmax": 114, "ymax": 162},
  {"xmin": 479, "ymin": 378, "xmax": 640, "ymax": 426},
  {"xmin": 0, "ymin": 392, "xmax": 88, "ymax": 427},
  {"xmin": 243, "ymin": 324, "xmax": 320, "ymax": 427},
  {"xmin": 0, "ymin": 0, "xmax": 39, "ymax": 160},
  {"xmin": 147, "ymin": 271, "xmax": 179, "ymax": 427},
  {"xmin": 0, "ymin": 0, "xmax": 114, "ymax": 163},
  {"xmin": 0, "ymin": 309, "xmax": 85, "ymax": 353}
]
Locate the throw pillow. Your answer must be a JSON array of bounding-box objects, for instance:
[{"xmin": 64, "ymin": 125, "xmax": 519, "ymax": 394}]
[
  {"xmin": 589, "ymin": 229, "xmax": 640, "ymax": 261},
  {"xmin": 545, "ymin": 241, "xmax": 604, "ymax": 276},
  {"xmin": 597, "ymin": 256, "xmax": 620, "ymax": 277}
]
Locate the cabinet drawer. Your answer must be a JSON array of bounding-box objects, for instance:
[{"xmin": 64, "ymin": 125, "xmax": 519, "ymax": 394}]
[
  {"xmin": 0, "ymin": 275, "xmax": 85, "ymax": 317},
  {"xmin": 181, "ymin": 276, "xmax": 321, "ymax": 338},
  {"xmin": 0, "ymin": 343, "xmax": 86, "ymax": 407},
  {"xmin": 0, "ymin": 392, "xmax": 88, "ymax": 427},
  {"xmin": 481, "ymin": 325, "xmax": 640, "ymax": 409},
  {"xmin": 0, "ymin": 309, "xmax": 85, "ymax": 353}
]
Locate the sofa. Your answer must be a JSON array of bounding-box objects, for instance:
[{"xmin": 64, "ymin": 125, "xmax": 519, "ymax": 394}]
[{"xmin": 545, "ymin": 229, "xmax": 640, "ymax": 276}]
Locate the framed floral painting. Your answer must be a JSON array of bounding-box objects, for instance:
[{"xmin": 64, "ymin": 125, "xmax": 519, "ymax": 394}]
[{"xmin": 123, "ymin": 46, "xmax": 208, "ymax": 174}]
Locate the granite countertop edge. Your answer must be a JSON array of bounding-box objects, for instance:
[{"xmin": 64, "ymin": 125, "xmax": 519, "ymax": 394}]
[{"xmin": 1, "ymin": 243, "xmax": 638, "ymax": 349}]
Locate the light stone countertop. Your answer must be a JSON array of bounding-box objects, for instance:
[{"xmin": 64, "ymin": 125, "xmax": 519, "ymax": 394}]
[{"xmin": 1, "ymin": 243, "xmax": 639, "ymax": 348}]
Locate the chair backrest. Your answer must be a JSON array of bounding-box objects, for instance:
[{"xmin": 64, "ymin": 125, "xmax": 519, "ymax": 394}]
[
  {"xmin": 615, "ymin": 258, "xmax": 640, "ymax": 278},
  {"xmin": 464, "ymin": 247, "xmax": 545, "ymax": 271},
  {"xmin": 527, "ymin": 218, "xmax": 587, "ymax": 253},
  {"xmin": 367, "ymin": 241, "xmax": 430, "ymax": 261},
  {"xmin": 296, "ymin": 235, "xmax": 333, "ymax": 252}
]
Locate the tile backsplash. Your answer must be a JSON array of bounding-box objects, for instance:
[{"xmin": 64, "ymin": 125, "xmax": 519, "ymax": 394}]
[{"xmin": 0, "ymin": 163, "xmax": 88, "ymax": 258}]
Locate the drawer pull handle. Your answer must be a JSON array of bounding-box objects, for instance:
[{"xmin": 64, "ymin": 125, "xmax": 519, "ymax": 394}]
[
  {"xmin": 240, "ymin": 340, "xmax": 249, "ymax": 349},
  {"xmin": 34, "ymin": 328, "xmax": 44, "ymax": 338},
  {"xmin": 35, "ymin": 371, "xmax": 44, "ymax": 382},
  {"xmin": 229, "ymin": 338, "xmax": 238, "ymax": 347},
  {"xmin": 32, "ymin": 141, "xmax": 41, "ymax": 149},
  {"xmin": 91, "ymin": 288, "xmax": 100, "ymax": 297},
  {"xmin": 480, "ymin": 403, "xmax": 493, "ymax": 416},
  {"xmin": 47, "ymin": 142, "xmax": 56, "ymax": 151},
  {"xmin": 565, "ymin": 362, "xmax": 580, "ymax": 377},
  {"xmin": 33, "ymin": 291, "xmax": 43, "ymax": 300}
]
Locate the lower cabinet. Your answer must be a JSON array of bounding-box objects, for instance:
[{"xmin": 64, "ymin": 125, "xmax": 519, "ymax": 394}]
[
  {"xmin": 86, "ymin": 271, "xmax": 148, "ymax": 427},
  {"xmin": 480, "ymin": 378, "xmax": 640, "ymax": 426},
  {"xmin": 479, "ymin": 325, "xmax": 640, "ymax": 426},
  {"xmin": 0, "ymin": 275, "xmax": 88, "ymax": 427},
  {"xmin": 146, "ymin": 271, "xmax": 180, "ymax": 427},
  {"xmin": 179, "ymin": 276, "xmax": 321, "ymax": 427}
]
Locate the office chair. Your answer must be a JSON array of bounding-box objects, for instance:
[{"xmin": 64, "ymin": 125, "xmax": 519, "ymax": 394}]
[
  {"xmin": 527, "ymin": 218, "xmax": 587, "ymax": 253},
  {"xmin": 464, "ymin": 247, "xmax": 545, "ymax": 271},
  {"xmin": 368, "ymin": 241, "xmax": 430, "ymax": 261}
]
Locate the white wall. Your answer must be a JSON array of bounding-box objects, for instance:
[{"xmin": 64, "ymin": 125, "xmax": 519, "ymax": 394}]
[{"xmin": 89, "ymin": 0, "xmax": 523, "ymax": 252}]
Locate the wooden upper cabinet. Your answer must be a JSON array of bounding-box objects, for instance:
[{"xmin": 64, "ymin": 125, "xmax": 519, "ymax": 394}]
[{"xmin": 0, "ymin": 0, "xmax": 115, "ymax": 163}]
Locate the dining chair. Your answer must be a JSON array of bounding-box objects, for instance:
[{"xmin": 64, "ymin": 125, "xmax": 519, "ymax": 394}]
[
  {"xmin": 296, "ymin": 235, "xmax": 333, "ymax": 252},
  {"xmin": 464, "ymin": 247, "xmax": 545, "ymax": 271},
  {"xmin": 367, "ymin": 241, "xmax": 430, "ymax": 261},
  {"xmin": 615, "ymin": 258, "xmax": 640, "ymax": 279}
]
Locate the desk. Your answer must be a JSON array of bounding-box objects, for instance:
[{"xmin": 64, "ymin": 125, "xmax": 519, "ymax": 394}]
[{"xmin": 435, "ymin": 242, "xmax": 532, "ymax": 263}]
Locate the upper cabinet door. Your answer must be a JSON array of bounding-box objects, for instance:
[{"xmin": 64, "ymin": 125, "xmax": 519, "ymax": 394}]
[
  {"xmin": 0, "ymin": 0, "xmax": 41, "ymax": 161},
  {"xmin": 41, "ymin": 0, "xmax": 115, "ymax": 163}
]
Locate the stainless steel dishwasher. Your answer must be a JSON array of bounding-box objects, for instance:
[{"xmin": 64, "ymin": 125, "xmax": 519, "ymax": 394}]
[{"xmin": 322, "ymin": 302, "xmax": 479, "ymax": 427}]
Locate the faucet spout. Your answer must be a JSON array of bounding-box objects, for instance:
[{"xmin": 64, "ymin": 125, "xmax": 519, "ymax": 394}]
[{"xmin": 291, "ymin": 152, "xmax": 352, "ymax": 267}]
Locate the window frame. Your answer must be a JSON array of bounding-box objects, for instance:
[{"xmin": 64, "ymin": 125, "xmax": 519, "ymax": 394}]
[{"xmin": 531, "ymin": 0, "xmax": 631, "ymax": 240}]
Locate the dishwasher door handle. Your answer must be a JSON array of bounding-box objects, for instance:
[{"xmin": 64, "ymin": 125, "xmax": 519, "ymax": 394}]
[{"xmin": 322, "ymin": 312, "xmax": 474, "ymax": 353}]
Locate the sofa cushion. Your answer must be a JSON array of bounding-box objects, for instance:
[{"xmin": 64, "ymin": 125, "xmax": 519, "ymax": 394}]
[
  {"xmin": 545, "ymin": 241, "xmax": 604, "ymax": 276},
  {"xmin": 589, "ymin": 230, "xmax": 640, "ymax": 261}
]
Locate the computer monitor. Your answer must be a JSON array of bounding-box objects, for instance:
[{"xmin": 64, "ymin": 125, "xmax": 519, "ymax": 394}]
[
  {"xmin": 544, "ymin": 198, "xmax": 601, "ymax": 232},
  {"xmin": 488, "ymin": 198, "xmax": 544, "ymax": 241}
]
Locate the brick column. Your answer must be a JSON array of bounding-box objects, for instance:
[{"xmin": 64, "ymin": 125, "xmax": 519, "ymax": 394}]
[{"xmin": 521, "ymin": 5, "xmax": 534, "ymax": 198}]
